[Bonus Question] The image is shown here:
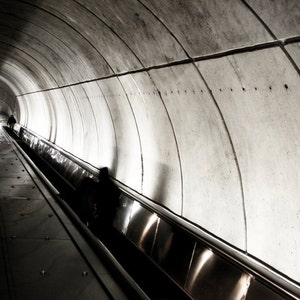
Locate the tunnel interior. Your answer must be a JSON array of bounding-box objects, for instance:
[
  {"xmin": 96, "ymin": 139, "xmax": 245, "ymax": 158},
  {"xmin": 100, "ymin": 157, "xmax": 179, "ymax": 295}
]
[{"xmin": 0, "ymin": 0, "xmax": 300, "ymax": 298}]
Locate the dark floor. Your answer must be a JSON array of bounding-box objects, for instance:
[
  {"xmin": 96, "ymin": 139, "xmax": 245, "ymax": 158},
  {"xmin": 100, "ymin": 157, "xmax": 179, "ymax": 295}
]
[
  {"xmin": 0, "ymin": 125, "xmax": 126, "ymax": 300},
  {"xmin": 2, "ymin": 126, "xmax": 192, "ymax": 300}
]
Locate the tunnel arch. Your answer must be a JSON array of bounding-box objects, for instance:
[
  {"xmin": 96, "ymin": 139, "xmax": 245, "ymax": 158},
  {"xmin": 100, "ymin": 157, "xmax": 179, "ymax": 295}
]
[{"xmin": 0, "ymin": 0, "xmax": 299, "ymax": 287}]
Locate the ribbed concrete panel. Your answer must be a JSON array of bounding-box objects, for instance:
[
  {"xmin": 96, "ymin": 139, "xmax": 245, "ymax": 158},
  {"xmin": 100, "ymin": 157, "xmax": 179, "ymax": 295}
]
[
  {"xmin": 17, "ymin": 92, "xmax": 54, "ymax": 139},
  {"xmin": 35, "ymin": 0, "xmax": 143, "ymax": 74},
  {"xmin": 97, "ymin": 78, "xmax": 142, "ymax": 191},
  {"xmin": 68, "ymin": 85, "xmax": 97, "ymax": 163},
  {"xmin": 80, "ymin": 82, "xmax": 116, "ymax": 169},
  {"xmin": 0, "ymin": 49, "xmax": 56, "ymax": 91},
  {"xmin": 0, "ymin": 30, "xmax": 66, "ymax": 86},
  {"xmin": 285, "ymin": 43, "xmax": 300, "ymax": 69},
  {"xmin": 18, "ymin": 93, "xmax": 51, "ymax": 139},
  {"xmin": 149, "ymin": 65, "xmax": 245, "ymax": 248},
  {"xmin": 41, "ymin": 91, "xmax": 57, "ymax": 142},
  {"xmin": 197, "ymin": 47, "xmax": 300, "ymax": 281},
  {"xmin": 46, "ymin": 90, "xmax": 73, "ymax": 152},
  {"xmin": 0, "ymin": 2, "xmax": 111, "ymax": 89},
  {"xmin": 1, "ymin": 0, "xmax": 112, "ymax": 82},
  {"xmin": 0, "ymin": 60, "xmax": 43, "ymax": 95},
  {"xmin": 1, "ymin": 59, "xmax": 39, "ymax": 94},
  {"xmin": 0, "ymin": 99, "xmax": 11, "ymax": 116},
  {"xmin": 0, "ymin": 74, "xmax": 22, "ymax": 101},
  {"xmin": 9, "ymin": 20, "xmax": 89, "ymax": 84},
  {"xmin": 59, "ymin": 87, "xmax": 85, "ymax": 158},
  {"xmin": 75, "ymin": 0, "xmax": 187, "ymax": 67},
  {"xmin": 245, "ymin": 0, "xmax": 300, "ymax": 38},
  {"xmin": 0, "ymin": 81, "xmax": 16, "ymax": 115},
  {"xmin": 140, "ymin": 0, "xmax": 273, "ymax": 57},
  {"xmin": 119, "ymin": 73, "xmax": 182, "ymax": 213},
  {"xmin": 17, "ymin": 96, "xmax": 28, "ymax": 127}
]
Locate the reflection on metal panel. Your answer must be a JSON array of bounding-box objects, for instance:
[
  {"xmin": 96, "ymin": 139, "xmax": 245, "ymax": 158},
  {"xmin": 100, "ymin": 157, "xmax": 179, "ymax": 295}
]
[
  {"xmin": 246, "ymin": 278, "xmax": 286, "ymax": 300},
  {"xmin": 113, "ymin": 194, "xmax": 134, "ymax": 235},
  {"xmin": 229, "ymin": 273, "xmax": 252, "ymax": 300},
  {"xmin": 151, "ymin": 218, "xmax": 196, "ymax": 287},
  {"xmin": 185, "ymin": 242, "xmax": 243, "ymax": 300},
  {"xmin": 126, "ymin": 201, "xmax": 158, "ymax": 256},
  {"xmin": 20, "ymin": 128, "xmax": 93, "ymax": 188},
  {"xmin": 112, "ymin": 194, "xmax": 292, "ymax": 299}
]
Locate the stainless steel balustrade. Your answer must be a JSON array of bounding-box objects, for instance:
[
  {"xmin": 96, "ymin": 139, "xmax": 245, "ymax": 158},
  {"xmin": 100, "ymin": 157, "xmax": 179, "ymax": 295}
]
[{"xmin": 12, "ymin": 125, "xmax": 299, "ymax": 300}]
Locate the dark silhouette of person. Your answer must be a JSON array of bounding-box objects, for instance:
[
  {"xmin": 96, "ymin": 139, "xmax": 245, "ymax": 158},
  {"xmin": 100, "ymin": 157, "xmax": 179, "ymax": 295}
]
[
  {"xmin": 7, "ymin": 114, "xmax": 16, "ymax": 130},
  {"xmin": 92, "ymin": 167, "xmax": 120, "ymax": 235},
  {"xmin": 76, "ymin": 167, "xmax": 120, "ymax": 239},
  {"xmin": 76, "ymin": 176, "xmax": 99, "ymax": 227}
]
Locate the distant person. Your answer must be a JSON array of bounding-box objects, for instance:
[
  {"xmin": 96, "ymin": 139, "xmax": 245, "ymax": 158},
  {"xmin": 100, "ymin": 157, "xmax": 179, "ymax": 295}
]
[{"xmin": 7, "ymin": 114, "xmax": 16, "ymax": 130}]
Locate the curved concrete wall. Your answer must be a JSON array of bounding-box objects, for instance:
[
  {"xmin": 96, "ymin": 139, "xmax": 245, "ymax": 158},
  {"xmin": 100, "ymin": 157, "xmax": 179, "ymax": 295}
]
[
  {"xmin": 0, "ymin": 80, "xmax": 16, "ymax": 115},
  {"xmin": 0, "ymin": 0, "xmax": 299, "ymax": 284}
]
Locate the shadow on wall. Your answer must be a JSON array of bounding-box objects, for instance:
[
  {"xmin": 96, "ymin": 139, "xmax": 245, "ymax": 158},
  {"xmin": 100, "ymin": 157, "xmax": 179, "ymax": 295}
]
[
  {"xmin": 0, "ymin": 80, "xmax": 17, "ymax": 116},
  {"xmin": 0, "ymin": 113, "xmax": 8, "ymax": 123},
  {"xmin": 0, "ymin": 0, "xmax": 40, "ymax": 117},
  {"xmin": 150, "ymin": 161, "xmax": 175, "ymax": 208},
  {"xmin": 0, "ymin": 0, "xmax": 39, "ymax": 69}
]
